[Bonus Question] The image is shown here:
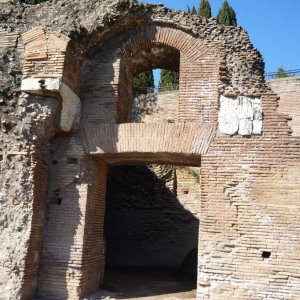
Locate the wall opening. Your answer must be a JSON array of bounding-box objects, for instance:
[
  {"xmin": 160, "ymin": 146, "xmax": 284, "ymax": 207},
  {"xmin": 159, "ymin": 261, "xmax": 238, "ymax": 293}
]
[
  {"xmin": 262, "ymin": 251, "xmax": 272, "ymax": 259},
  {"xmin": 118, "ymin": 43, "xmax": 180, "ymax": 123},
  {"xmin": 131, "ymin": 68, "xmax": 180, "ymax": 124},
  {"xmin": 101, "ymin": 164, "xmax": 200, "ymax": 299}
]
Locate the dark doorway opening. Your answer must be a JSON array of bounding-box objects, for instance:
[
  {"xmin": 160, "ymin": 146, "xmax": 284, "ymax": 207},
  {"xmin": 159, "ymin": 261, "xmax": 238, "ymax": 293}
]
[{"xmin": 101, "ymin": 164, "xmax": 199, "ymax": 299}]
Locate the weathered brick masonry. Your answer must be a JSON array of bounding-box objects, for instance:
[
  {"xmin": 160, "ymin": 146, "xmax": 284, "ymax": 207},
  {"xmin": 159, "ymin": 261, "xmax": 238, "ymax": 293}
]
[
  {"xmin": 268, "ymin": 77, "xmax": 300, "ymax": 136},
  {"xmin": 0, "ymin": 0, "xmax": 300, "ymax": 299}
]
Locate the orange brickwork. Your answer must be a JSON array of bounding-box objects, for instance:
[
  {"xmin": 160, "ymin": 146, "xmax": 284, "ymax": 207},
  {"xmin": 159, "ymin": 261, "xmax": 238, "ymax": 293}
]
[{"xmin": 268, "ymin": 77, "xmax": 300, "ymax": 136}]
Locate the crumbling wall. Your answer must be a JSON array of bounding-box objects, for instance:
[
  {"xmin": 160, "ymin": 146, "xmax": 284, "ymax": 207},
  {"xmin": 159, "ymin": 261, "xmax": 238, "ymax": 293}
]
[
  {"xmin": 1, "ymin": 0, "xmax": 300, "ymax": 300},
  {"xmin": 0, "ymin": 94, "xmax": 60, "ymax": 299},
  {"xmin": 267, "ymin": 77, "xmax": 300, "ymax": 136},
  {"xmin": 0, "ymin": 22, "xmax": 62, "ymax": 299},
  {"xmin": 0, "ymin": 0, "xmax": 266, "ymax": 127}
]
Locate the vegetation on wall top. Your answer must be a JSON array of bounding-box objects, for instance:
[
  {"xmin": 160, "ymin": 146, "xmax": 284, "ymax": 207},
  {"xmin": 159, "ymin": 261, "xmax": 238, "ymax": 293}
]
[
  {"xmin": 188, "ymin": 0, "xmax": 237, "ymax": 26},
  {"xmin": 217, "ymin": 0, "xmax": 237, "ymax": 26}
]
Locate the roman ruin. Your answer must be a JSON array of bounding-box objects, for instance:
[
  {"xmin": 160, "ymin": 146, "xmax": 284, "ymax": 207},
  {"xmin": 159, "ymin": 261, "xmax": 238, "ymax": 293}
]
[{"xmin": 1, "ymin": 0, "xmax": 300, "ymax": 299}]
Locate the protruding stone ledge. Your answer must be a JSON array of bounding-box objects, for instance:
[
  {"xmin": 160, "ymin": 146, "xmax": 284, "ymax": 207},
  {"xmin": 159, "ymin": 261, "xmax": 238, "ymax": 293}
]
[
  {"xmin": 80, "ymin": 123, "xmax": 217, "ymax": 165},
  {"xmin": 218, "ymin": 95, "xmax": 263, "ymax": 136},
  {"xmin": 21, "ymin": 77, "xmax": 81, "ymax": 132}
]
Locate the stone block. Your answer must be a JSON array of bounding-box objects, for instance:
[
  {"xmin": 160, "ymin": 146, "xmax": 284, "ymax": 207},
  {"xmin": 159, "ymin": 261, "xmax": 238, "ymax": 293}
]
[
  {"xmin": 21, "ymin": 77, "xmax": 81, "ymax": 132},
  {"xmin": 219, "ymin": 95, "xmax": 262, "ymax": 136},
  {"xmin": 218, "ymin": 96, "xmax": 239, "ymax": 135}
]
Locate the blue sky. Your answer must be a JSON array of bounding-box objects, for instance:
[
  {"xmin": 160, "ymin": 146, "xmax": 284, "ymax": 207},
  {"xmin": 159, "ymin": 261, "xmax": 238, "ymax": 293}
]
[{"xmin": 146, "ymin": 0, "xmax": 300, "ymax": 84}]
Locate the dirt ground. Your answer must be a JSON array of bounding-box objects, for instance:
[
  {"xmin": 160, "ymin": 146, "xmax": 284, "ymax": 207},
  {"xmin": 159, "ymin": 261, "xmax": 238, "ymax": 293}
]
[{"xmin": 84, "ymin": 268, "xmax": 197, "ymax": 300}]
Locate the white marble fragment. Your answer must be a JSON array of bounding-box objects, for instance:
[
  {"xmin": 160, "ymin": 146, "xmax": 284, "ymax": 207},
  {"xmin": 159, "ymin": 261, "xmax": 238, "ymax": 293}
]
[
  {"xmin": 219, "ymin": 95, "xmax": 263, "ymax": 136},
  {"xmin": 238, "ymin": 96, "xmax": 253, "ymax": 135},
  {"xmin": 253, "ymin": 119, "xmax": 263, "ymax": 135},
  {"xmin": 239, "ymin": 118, "xmax": 253, "ymax": 135},
  {"xmin": 253, "ymin": 98, "xmax": 263, "ymax": 120},
  {"xmin": 21, "ymin": 77, "xmax": 81, "ymax": 132},
  {"xmin": 219, "ymin": 96, "xmax": 239, "ymax": 135},
  {"xmin": 238, "ymin": 96, "xmax": 253, "ymax": 120}
]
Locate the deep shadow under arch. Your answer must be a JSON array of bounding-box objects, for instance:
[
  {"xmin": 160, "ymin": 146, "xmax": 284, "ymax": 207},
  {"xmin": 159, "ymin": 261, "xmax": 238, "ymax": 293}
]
[{"xmin": 100, "ymin": 164, "xmax": 199, "ymax": 299}]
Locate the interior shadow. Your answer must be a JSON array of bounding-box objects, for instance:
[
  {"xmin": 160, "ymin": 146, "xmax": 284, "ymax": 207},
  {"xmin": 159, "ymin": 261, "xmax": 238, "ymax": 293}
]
[{"xmin": 101, "ymin": 164, "xmax": 200, "ymax": 299}]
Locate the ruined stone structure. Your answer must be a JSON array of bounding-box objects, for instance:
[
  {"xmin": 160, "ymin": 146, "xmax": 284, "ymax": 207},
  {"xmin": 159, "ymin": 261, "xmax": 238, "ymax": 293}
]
[
  {"xmin": 1, "ymin": 0, "xmax": 300, "ymax": 299},
  {"xmin": 268, "ymin": 76, "xmax": 300, "ymax": 136}
]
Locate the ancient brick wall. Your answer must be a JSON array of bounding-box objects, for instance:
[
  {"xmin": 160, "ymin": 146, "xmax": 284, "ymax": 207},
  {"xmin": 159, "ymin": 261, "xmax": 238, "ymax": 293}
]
[
  {"xmin": 132, "ymin": 91, "xmax": 179, "ymax": 123},
  {"xmin": 0, "ymin": 94, "xmax": 60, "ymax": 300},
  {"xmin": 267, "ymin": 77, "xmax": 300, "ymax": 136},
  {"xmin": 197, "ymin": 91, "xmax": 300, "ymax": 299},
  {"xmin": 36, "ymin": 134, "xmax": 108, "ymax": 299},
  {"xmin": 199, "ymin": 136, "xmax": 300, "ymax": 299},
  {"xmin": 80, "ymin": 162, "xmax": 108, "ymax": 295},
  {"xmin": 1, "ymin": 1, "xmax": 300, "ymax": 300}
]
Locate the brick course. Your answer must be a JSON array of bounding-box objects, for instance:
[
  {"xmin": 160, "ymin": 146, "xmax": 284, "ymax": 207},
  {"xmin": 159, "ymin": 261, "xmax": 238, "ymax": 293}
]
[{"xmin": 268, "ymin": 77, "xmax": 300, "ymax": 136}]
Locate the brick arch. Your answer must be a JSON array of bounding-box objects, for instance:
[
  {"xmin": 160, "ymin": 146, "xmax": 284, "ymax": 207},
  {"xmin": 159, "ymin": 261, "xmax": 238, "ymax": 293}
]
[
  {"xmin": 117, "ymin": 42, "xmax": 181, "ymax": 123},
  {"xmin": 18, "ymin": 23, "xmax": 222, "ymax": 129},
  {"xmin": 80, "ymin": 24, "xmax": 222, "ymax": 125},
  {"xmin": 121, "ymin": 42, "xmax": 180, "ymax": 76},
  {"xmin": 90, "ymin": 24, "xmax": 220, "ymax": 64}
]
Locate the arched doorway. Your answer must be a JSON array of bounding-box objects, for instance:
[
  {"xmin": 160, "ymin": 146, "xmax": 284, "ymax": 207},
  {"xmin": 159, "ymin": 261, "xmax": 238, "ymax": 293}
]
[
  {"xmin": 35, "ymin": 23, "xmax": 219, "ymax": 299},
  {"xmin": 102, "ymin": 163, "xmax": 200, "ymax": 299}
]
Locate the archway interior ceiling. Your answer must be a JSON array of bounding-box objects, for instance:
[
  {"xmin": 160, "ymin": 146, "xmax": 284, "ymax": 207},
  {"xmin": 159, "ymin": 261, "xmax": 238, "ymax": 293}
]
[
  {"xmin": 122, "ymin": 43, "xmax": 180, "ymax": 76},
  {"xmin": 88, "ymin": 24, "xmax": 200, "ymax": 66}
]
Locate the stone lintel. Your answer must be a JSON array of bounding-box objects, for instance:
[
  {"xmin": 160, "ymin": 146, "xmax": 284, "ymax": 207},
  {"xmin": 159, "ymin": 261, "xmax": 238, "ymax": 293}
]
[{"xmin": 21, "ymin": 77, "xmax": 81, "ymax": 132}]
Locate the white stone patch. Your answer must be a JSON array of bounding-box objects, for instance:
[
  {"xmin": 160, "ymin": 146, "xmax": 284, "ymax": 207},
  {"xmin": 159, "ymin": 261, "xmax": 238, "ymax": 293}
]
[
  {"xmin": 218, "ymin": 97, "xmax": 239, "ymax": 135},
  {"xmin": 219, "ymin": 95, "xmax": 263, "ymax": 136},
  {"xmin": 0, "ymin": 192, "xmax": 6, "ymax": 203},
  {"xmin": 21, "ymin": 77, "xmax": 62, "ymax": 91},
  {"xmin": 252, "ymin": 98, "xmax": 263, "ymax": 134},
  {"xmin": 21, "ymin": 77, "xmax": 81, "ymax": 132},
  {"xmin": 59, "ymin": 83, "xmax": 81, "ymax": 132}
]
